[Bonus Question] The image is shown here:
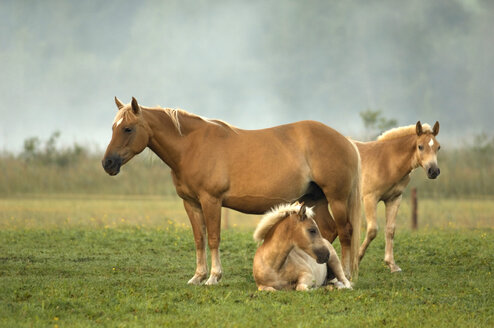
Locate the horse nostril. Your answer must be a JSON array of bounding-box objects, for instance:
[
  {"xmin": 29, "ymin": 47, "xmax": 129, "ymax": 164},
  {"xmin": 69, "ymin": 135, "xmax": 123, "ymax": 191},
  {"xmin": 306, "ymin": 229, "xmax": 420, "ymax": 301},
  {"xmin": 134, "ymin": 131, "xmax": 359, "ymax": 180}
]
[
  {"xmin": 316, "ymin": 248, "xmax": 330, "ymax": 264},
  {"xmin": 104, "ymin": 158, "xmax": 113, "ymax": 168},
  {"xmin": 437, "ymin": 168, "xmax": 440, "ymax": 176}
]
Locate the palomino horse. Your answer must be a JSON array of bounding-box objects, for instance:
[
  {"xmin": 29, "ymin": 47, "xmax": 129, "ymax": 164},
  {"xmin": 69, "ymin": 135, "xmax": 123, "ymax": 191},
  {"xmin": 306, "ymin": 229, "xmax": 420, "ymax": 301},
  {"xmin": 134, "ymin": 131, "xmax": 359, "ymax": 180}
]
[
  {"xmin": 102, "ymin": 97, "xmax": 361, "ymax": 284},
  {"xmin": 253, "ymin": 202, "xmax": 352, "ymax": 291},
  {"xmin": 354, "ymin": 121, "xmax": 441, "ymax": 272}
]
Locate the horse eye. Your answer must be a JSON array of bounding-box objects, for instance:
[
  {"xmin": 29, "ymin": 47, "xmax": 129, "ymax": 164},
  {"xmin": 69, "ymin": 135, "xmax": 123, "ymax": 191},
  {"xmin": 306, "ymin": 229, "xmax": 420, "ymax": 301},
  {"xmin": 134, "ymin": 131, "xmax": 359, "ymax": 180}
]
[
  {"xmin": 308, "ymin": 228, "xmax": 317, "ymax": 235},
  {"xmin": 124, "ymin": 127, "xmax": 133, "ymax": 133},
  {"xmin": 418, "ymin": 145, "xmax": 424, "ymax": 151},
  {"xmin": 438, "ymin": 145, "xmax": 441, "ymax": 151}
]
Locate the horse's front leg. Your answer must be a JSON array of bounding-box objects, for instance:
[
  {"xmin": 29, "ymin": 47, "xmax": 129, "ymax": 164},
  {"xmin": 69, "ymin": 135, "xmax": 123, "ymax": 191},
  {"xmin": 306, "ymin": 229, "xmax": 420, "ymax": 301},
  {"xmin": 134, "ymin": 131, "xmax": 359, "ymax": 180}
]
[
  {"xmin": 384, "ymin": 195, "xmax": 402, "ymax": 273},
  {"xmin": 183, "ymin": 200, "xmax": 208, "ymax": 285},
  {"xmin": 359, "ymin": 196, "xmax": 378, "ymax": 263},
  {"xmin": 324, "ymin": 240, "xmax": 352, "ymax": 289},
  {"xmin": 200, "ymin": 195, "xmax": 223, "ymax": 285}
]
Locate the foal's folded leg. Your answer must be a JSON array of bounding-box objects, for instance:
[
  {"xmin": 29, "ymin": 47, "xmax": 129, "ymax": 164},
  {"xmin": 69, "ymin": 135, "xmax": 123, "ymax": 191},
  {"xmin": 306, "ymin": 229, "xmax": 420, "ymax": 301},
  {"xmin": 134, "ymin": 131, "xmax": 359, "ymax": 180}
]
[
  {"xmin": 257, "ymin": 285, "xmax": 277, "ymax": 291},
  {"xmin": 296, "ymin": 271, "xmax": 316, "ymax": 291},
  {"xmin": 324, "ymin": 239, "xmax": 352, "ymax": 289}
]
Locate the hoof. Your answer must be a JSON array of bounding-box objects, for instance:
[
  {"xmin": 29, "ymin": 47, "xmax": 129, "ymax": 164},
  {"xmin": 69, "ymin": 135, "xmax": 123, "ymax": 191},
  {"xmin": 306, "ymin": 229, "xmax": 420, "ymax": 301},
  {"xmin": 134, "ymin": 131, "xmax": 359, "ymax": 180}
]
[
  {"xmin": 390, "ymin": 267, "xmax": 402, "ymax": 273},
  {"xmin": 331, "ymin": 280, "xmax": 353, "ymax": 290},
  {"xmin": 187, "ymin": 274, "xmax": 207, "ymax": 285},
  {"xmin": 204, "ymin": 273, "xmax": 222, "ymax": 285}
]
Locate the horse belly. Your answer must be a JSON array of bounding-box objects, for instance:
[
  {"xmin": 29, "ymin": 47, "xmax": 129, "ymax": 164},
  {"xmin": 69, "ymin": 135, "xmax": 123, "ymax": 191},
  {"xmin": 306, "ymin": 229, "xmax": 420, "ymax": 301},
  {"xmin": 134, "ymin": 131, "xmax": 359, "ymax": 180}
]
[
  {"xmin": 293, "ymin": 248, "xmax": 327, "ymax": 287},
  {"xmin": 223, "ymin": 160, "xmax": 311, "ymax": 214},
  {"xmin": 223, "ymin": 174, "xmax": 310, "ymax": 214}
]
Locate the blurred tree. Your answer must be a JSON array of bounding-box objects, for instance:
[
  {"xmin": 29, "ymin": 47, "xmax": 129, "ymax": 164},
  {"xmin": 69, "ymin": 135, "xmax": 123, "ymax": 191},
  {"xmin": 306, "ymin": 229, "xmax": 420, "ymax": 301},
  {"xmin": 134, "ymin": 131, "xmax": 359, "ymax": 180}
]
[
  {"xmin": 22, "ymin": 137, "xmax": 41, "ymax": 163},
  {"xmin": 20, "ymin": 131, "xmax": 87, "ymax": 167},
  {"xmin": 360, "ymin": 109, "xmax": 397, "ymax": 140}
]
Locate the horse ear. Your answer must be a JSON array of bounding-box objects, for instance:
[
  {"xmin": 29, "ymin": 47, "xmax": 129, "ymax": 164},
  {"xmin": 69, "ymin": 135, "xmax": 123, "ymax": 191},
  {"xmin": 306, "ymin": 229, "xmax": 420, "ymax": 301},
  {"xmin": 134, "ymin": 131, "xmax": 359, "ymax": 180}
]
[
  {"xmin": 115, "ymin": 97, "xmax": 124, "ymax": 110},
  {"xmin": 432, "ymin": 121, "xmax": 440, "ymax": 136},
  {"xmin": 298, "ymin": 203, "xmax": 307, "ymax": 221},
  {"xmin": 416, "ymin": 121, "xmax": 423, "ymax": 136},
  {"xmin": 131, "ymin": 97, "xmax": 141, "ymax": 115}
]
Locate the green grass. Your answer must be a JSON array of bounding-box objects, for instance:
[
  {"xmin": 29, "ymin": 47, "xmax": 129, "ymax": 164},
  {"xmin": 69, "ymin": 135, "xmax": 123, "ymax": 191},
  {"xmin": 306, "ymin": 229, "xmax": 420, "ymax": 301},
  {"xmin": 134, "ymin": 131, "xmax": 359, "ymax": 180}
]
[
  {"xmin": 1, "ymin": 227, "xmax": 493, "ymax": 327},
  {"xmin": 1, "ymin": 195, "xmax": 493, "ymax": 326}
]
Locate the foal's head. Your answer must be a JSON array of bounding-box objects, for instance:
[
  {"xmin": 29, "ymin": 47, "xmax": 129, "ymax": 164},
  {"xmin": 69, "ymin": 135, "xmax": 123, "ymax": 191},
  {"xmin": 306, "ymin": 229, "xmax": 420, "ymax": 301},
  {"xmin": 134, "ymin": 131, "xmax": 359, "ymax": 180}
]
[
  {"xmin": 290, "ymin": 205, "xmax": 330, "ymax": 264},
  {"xmin": 102, "ymin": 97, "xmax": 152, "ymax": 176},
  {"xmin": 414, "ymin": 121, "xmax": 441, "ymax": 179},
  {"xmin": 255, "ymin": 203, "xmax": 330, "ymax": 264}
]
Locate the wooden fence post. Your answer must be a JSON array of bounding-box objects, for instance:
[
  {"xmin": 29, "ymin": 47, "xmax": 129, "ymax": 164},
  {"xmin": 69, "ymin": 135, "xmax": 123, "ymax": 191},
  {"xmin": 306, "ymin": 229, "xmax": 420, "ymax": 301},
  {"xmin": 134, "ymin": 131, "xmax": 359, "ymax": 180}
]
[{"xmin": 411, "ymin": 188, "xmax": 418, "ymax": 230}]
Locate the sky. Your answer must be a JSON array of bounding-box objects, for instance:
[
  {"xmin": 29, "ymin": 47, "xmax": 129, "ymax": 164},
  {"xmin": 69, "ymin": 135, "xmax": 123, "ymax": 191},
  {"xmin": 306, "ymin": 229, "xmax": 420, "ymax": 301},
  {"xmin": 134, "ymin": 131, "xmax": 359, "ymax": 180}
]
[{"xmin": 1, "ymin": 0, "xmax": 493, "ymax": 153}]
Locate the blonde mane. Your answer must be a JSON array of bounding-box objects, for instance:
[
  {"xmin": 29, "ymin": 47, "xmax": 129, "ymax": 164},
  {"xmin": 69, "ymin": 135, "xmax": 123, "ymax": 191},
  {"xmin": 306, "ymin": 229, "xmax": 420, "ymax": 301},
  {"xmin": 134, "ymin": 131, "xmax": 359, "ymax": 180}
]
[
  {"xmin": 253, "ymin": 203, "xmax": 315, "ymax": 242},
  {"xmin": 115, "ymin": 104, "xmax": 237, "ymax": 136},
  {"xmin": 377, "ymin": 123, "xmax": 432, "ymax": 141},
  {"xmin": 153, "ymin": 107, "xmax": 239, "ymax": 136},
  {"xmin": 159, "ymin": 107, "xmax": 186, "ymax": 136}
]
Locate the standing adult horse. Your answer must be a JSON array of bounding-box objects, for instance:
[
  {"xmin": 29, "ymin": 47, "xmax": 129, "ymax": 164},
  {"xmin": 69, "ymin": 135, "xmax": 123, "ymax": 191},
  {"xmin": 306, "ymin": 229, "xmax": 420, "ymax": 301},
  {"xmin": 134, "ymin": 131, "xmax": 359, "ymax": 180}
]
[
  {"xmin": 354, "ymin": 122, "xmax": 441, "ymax": 272},
  {"xmin": 102, "ymin": 97, "xmax": 361, "ymax": 284}
]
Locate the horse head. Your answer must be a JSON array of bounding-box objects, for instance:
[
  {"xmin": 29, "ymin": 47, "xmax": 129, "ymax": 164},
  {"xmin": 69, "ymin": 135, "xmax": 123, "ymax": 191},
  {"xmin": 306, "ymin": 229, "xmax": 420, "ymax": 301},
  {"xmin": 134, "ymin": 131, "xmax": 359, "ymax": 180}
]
[
  {"xmin": 102, "ymin": 97, "xmax": 152, "ymax": 176},
  {"xmin": 415, "ymin": 121, "xmax": 441, "ymax": 179},
  {"xmin": 290, "ymin": 203, "xmax": 330, "ymax": 264}
]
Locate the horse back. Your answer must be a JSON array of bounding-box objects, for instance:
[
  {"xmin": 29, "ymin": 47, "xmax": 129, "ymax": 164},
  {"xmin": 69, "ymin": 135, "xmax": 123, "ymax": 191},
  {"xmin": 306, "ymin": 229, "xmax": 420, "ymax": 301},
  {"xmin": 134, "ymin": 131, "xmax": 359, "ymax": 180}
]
[{"xmin": 175, "ymin": 120, "xmax": 358, "ymax": 212}]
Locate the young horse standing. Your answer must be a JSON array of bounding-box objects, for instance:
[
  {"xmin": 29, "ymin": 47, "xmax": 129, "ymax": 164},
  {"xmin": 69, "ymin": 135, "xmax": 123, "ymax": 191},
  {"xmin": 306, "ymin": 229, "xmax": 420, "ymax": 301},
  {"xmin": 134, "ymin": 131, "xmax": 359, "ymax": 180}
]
[
  {"xmin": 102, "ymin": 97, "xmax": 361, "ymax": 284},
  {"xmin": 253, "ymin": 203, "xmax": 352, "ymax": 291},
  {"xmin": 354, "ymin": 121, "xmax": 441, "ymax": 272}
]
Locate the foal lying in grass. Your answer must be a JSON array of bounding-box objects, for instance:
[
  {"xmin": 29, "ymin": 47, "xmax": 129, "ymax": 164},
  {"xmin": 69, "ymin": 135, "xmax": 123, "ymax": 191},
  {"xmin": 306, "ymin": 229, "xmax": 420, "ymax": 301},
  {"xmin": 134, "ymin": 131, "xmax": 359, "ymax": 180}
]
[{"xmin": 253, "ymin": 203, "xmax": 352, "ymax": 291}]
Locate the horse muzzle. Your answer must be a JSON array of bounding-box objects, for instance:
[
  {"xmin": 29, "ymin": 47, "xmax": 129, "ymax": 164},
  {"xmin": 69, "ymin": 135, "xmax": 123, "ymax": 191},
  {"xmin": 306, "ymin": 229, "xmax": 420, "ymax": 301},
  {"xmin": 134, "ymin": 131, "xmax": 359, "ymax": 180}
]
[
  {"xmin": 102, "ymin": 154, "xmax": 123, "ymax": 176},
  {"xmin": 315, "ymin": 247, "xmax": 330, "ymax": 264},
  {"xmin": 427, "ymin": 165, "xmax": 440, "ymax": 179}
]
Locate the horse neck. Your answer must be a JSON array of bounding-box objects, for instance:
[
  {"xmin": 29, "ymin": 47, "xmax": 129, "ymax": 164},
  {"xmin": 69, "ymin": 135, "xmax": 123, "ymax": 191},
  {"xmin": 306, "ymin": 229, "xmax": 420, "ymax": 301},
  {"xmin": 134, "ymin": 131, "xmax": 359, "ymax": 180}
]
[
  {"xmin": 365, "ymin": 134, "xmax": 418, "ymax": 177},
  {"xmin": 259, "ymin": 218, "xmax": 296, "ymax": 271},
  {"xmin": 142, "ymin": 108, "xmax": 193, "ymax": 171}
]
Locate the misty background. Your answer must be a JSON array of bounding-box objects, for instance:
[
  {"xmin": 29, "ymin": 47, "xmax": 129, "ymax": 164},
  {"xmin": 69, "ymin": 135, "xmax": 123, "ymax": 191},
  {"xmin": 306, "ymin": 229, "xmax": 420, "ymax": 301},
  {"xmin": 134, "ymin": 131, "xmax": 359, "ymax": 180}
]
[{"xmin": 1, "ymin": 0, "xmax": 493, "ymax": 153}]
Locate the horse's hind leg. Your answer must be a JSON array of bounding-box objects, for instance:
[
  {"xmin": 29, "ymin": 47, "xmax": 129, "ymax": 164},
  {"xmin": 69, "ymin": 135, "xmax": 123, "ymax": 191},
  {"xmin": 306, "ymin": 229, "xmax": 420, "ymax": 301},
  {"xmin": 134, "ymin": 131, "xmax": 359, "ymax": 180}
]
[
  {"xmin": 324, "ymin": 239, "xmax": 352, "ymax": 289},
  {"xmin": 183, "ymin": 200, "xmax": 208, "ymax": 285},
  {"xmin": 200, "ymin": 195, "xmax": 223, "ymax": 285},
  {"xmin": 384, "ymin": 195, "xmax": 402, "ymax": 273},
  {"xmin": 308, "ymin": 199, "xmax": 338, "ymax": 243},
  {"xmin": 329, "ymin": 199, "xmax": 353, "ymax": 280}
]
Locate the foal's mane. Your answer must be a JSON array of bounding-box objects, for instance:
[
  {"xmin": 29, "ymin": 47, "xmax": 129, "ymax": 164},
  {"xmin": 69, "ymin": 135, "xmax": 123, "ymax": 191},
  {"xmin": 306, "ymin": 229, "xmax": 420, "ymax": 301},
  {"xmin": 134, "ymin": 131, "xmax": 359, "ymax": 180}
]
[
  {"xmin": 377, "ymin": 123, "xmax": 432, "ymax": 141},
  {"xmin": 253, "ymin": 203, "xmax": 315, "ymax": 242}
]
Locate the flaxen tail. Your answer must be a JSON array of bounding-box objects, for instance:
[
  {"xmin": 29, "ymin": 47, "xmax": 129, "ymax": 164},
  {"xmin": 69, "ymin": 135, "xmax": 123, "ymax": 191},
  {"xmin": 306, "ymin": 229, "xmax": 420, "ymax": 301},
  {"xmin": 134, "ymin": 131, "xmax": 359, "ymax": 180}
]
[{"xmin": 348, "ymin": 139, "xmax": 362, "ymax": 280}]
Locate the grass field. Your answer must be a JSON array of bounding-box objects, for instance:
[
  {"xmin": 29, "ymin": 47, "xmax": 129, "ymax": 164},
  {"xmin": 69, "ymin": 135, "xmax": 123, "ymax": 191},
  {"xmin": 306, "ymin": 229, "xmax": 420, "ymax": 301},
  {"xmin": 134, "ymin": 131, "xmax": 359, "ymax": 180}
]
[
  {"xmin": 1, "ymin": 195, "xmax": 493, "ymax": 327},
  {"xmin": 2, "ymin": 194, "xmax": 494, "ymax": 230}
]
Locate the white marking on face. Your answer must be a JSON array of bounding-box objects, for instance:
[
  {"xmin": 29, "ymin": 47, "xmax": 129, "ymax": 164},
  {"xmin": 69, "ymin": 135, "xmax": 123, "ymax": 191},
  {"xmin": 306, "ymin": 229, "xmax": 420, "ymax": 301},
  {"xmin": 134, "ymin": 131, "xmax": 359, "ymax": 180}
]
[
  {"xmin": 116, "ymin": 117, "xmax": 124, "ymax": 127},
  {"xmin": 428, "ymin": 138, "xmax": 434, "ymax": 147}
]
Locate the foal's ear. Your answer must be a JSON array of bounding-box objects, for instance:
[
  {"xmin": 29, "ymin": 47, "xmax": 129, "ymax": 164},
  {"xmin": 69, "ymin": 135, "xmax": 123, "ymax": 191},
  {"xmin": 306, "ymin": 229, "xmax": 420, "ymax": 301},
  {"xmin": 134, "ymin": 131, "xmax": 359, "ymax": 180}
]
[
  {"xmin": 298, "ymin": 203, "xmax": 307, "ymax": 221},
  {"xmin": 432, "ymin": 121, "xmax": 440, "ymax": 136},
  {"xmin": 416, "ymin": 121, "xmax": 423, "ymax": 136},
  {"xmin": 131, "ymin": 97, "xmax": 141, "ymax": 115},
  {"xmin": 115, "ymin": 97, "xmax": 124, "ymax": 110}
]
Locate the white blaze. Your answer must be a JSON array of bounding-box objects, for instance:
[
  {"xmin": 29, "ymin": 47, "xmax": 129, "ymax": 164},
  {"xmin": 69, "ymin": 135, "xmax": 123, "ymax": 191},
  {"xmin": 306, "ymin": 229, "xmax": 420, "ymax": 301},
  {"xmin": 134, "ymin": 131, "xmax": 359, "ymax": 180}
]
[
  {"xmin": 428, "ymin": 139, "xmax": 434, "ymax": 147},
  {"xmin": 116, "ymin": 117, "xmax": 124, "ymax": 127}
]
